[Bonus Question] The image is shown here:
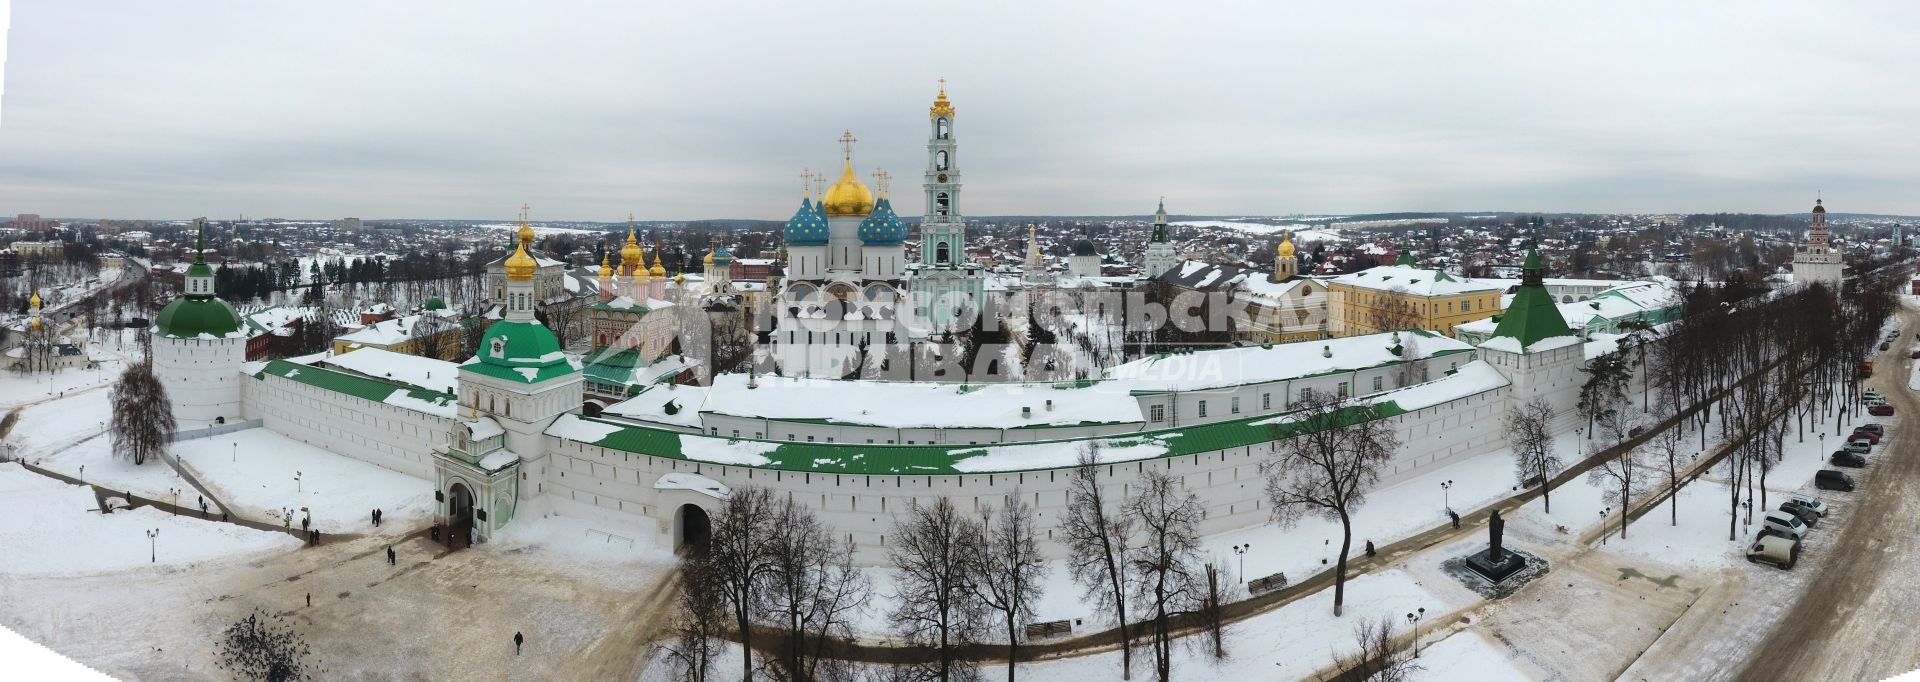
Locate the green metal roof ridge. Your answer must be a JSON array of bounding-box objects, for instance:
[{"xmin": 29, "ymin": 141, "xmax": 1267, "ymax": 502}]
[{"xmin": 253, "ymin": 359, "xmax": 457, "ymax": 414}]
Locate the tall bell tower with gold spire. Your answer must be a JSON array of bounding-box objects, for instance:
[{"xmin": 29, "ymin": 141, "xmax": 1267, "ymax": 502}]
[{"xmin": 907, "ymin": 79, "xmax": 986, "ymax": 337}]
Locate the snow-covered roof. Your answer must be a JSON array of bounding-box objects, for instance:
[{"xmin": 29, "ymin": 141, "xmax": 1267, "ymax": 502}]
[
  {"xmin": 1329, "ymin": 264, "xmax": 1501, "ymax": 296},
  {"xmin": 1104, "ymin": 329, "xmax": 1475, "ymax": 392},
  {"xmin": 673, "ymin": 373, "xmax": 1145, "ymax": 429},
  {"xmin": 603, "ymin": 383, "xmax": 709, "ymax": 427},
  {"xmin": 322, "ymin": 347, "xmax": 461, "ymax": 395},
  {"xmin": 1478, "ymin": 334, "xmax": 1583, "ymax": 354}
]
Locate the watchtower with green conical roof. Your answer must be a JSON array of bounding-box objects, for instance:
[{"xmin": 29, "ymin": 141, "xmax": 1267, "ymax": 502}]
[
  {"xmin": 1478, "ymin": 244, "xmax": 1583, "ymax": 431},
  {"xmin": 151, "ymin": 217, "xmax": 249, "ymax": 424},
  {"xmin": 1487, "ymin": 247, "xmax": 1574, "ymax": 349}
]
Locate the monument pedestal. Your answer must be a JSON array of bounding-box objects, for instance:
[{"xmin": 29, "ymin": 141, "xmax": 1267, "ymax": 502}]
[{"xmin": 1463, "ymin": 548, "xmax": 1527, "ymax": 582}]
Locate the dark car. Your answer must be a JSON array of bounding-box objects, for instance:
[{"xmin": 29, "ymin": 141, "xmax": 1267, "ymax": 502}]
[
  {"xmin": 1816, "ymin": 470, "xmax": 1857, "ymax": 491},
  {"xmin": 1870, "ymin": 404, "xmax": 1896, "ymax": 416},
  {"xmin": 1778, "ymin": 502, "xmax": 1821, "ymax": 527},
  {"xmin": 1882, "ymin": 342, "xmax": 1893, "ymax": 351},
  {"xmin": 1857, "ymin": 423, "xmax": 1886, "ymax": 437},
  {"xmin": 1831, "ymin": 451, "xmax": 1866, "ymax": 468},
  {"xmin": 1910, "ymin": 350, "xmax": 1920, "ymax": 359}
]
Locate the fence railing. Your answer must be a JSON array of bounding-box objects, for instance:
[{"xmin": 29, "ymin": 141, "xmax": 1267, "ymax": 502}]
[{"xmin": 167, "ymin": 419, "xmax": 262, "ymax": 443}]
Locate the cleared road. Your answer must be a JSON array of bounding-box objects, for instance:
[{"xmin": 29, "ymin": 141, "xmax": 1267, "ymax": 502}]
[{"xmin": 1734, "ymin": 310, "xmax": 1920, "ymax": 681}]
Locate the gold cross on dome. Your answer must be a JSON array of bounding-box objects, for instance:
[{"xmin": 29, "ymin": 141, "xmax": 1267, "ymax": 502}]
[
  {"xmin": 938, "ymin": 77, "xmax": 946, "ymax": 92},
  {"xmin": 800, "ymin": 168, "xmax": 812, "ymax": 197},
  {"xmin": 838, "ymin": 131, "xmax": 858, "ymax": 160}
]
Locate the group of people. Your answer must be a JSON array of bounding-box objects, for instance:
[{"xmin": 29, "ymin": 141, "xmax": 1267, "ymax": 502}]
[{"xmin": 370, "ymin": 508, "xmax": 385, "ymax": 527}]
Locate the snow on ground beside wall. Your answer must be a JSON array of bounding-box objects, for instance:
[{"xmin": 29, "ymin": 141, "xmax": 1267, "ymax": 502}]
[
  {"xmin": 1404, "ymin": 630, "xmax": 1543, "ymax": 681},
  {"xmin": 478, "ymin": 512, "xmax": 676, "ymax": 588},
  {"xmin": 0, "ymin": 463, "xmax": 298, "ymax": 575},
  {"xmin": 35, "ymin": 433, "xmax": 192, "ymax": 503},
  {"xmin": 171, "ymin": 428, "xmax": 433, "ymax": 533},
  {"xmin": 5, "ymin": 387, "xmax": 113, "ymax": 458}
]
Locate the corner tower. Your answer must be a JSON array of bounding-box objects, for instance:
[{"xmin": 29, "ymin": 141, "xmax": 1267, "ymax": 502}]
[
  {"xmin": 1143, "ymin": 198, "xmax": 1178, "ymax": 278},
  {"xmin": 908, "ymin": 80, "xmax": 986, "ymax": 336},
  {"xmin": 152, "ymin": 217, "xmax": 248, "ymax": 424}
]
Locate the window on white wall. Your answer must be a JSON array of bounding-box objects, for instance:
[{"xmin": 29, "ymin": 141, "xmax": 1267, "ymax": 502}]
[
  {"xmin": 1262, "ymin": 393, "xmax": 1271, "ymax": 410},
  {"xmin": 1197, "ymin": 400, "xmax": 1208, "ymax": 418},
  {"xmin": 1149, "ymin": 404, "xmax": 1166, "ymax": 422},
  {"xmin": 1372, "ymin": 376, "xmax": 1383, "ymax": 391},
  {"xmin": 1231, "ymin": 397, "xmax": 1241, "ymax": 414},
  {"xmin": 1338, "ymin": 382, "xmax": 1349, "ymax": 398}
]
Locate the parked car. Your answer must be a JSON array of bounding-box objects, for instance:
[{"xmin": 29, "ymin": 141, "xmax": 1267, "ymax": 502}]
[
  {"xmin": 1831, "ymin": 451, "xmax": 1867, "ymax": 468},
  {"xmin": 1864, "ymin": 390, "xmax": 1885, "ymax": 402},
  {"xmin": 1910, "ymin": 349, "xmax": 1919, "ymax": 359},
  {"xmin": 1763, "ymin": 510, "xmax": 1809, "ymax": 540},
  {"xmin": 1788, "ymin": 493, "xmax": 1829, "ymax": 517},
  {"xmin": 1850, "ymin": 430, "xmax": 1881, "ymax": 444},
  {"xmin": 1856, "ymin": 423, "xmax": 1885, "ymax": 437},
  {"xmin": 1844, "ymin": 439, "xmax": 1872, "ymax": 454},
  {"xmin": 1747, "ymin": 528, "xmax": 1801, "ymax": 569},
  {"xmin": 1880, "ymin": 342, "xmax": 1892, "ymax": 351},
  {"xmin": 1816, "ymin": 470, "xmax": 1857, "ymax": 491},
  {"xmin": 1778, "ymin": 502, "xmax": 1821, "ymax": 527},
  {"xmin": 1870, "ymin": 404, "xmax": 1896, "ymax": 417}
]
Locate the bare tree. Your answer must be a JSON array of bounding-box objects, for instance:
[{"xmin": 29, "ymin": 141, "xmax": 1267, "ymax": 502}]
[
  {"xmin": 709, "ymin": 486, "xmax": 780, "ymax": 681},
  {"xmin": 1058, "ymin": 443, "xmax": 1135, "ymax": 679},
  {"xmin": 1503, "ymin": 397, "xmax": 1562, "ymax": 513},
  {"xmin": 1646, "ymin": 398, "xmax": 1690, "ymax": 527},
  {"xmin": 663, "ymin": 553, "xmax": 726, "ymax": 682},
  {"xmin": 1198, "ymin": 560, "xmax": 1230, "ymax": 661},
  {"xmin": 970, "ymin": 494, "xmax": 1044, "ymax": 682},
  {"xmin": 1332, "ymin": 615, "xmax": 1421, "ymax": 682},
  {"xmin": 110, "ymin": 360, "xmax": 175, "ymax": 466},
  {"xmin": 765, "ymin": 497, "xmax": 870, "ymax": 682},
  {"xmin": 888, "ymin": 497, "xmax": 987, "ymax": 682},
  {"xmin": 1263, "ymin": 392, "xmax": 1401, "ymax": 616},
  {"xmin": 1585, "ymin": 418, "xmax": 1649, "ymax": 541},
  {"xmin": 215, "ymin": 608, "xmax": 320, "ymax": 681},
  {"xmin": 1127, "ymin": 469, "xmax": 1204, "ymax": 682}
]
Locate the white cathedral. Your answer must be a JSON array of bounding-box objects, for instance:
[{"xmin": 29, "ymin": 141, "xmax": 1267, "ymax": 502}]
[
  {"xmin": 1791, "ymin": 198, "xmax": 1844, "ymax": 287},
  {"xmin": 770, "ymin": 85, "xmax": 985, "ymax": 378}
]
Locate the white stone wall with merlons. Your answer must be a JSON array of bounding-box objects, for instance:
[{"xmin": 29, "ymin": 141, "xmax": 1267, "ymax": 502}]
[
  {"xmin": 242, "ymin": 372, "xmax": 449, "ymax": 480},
  {"xmin": 154, "ymin": 336, "xmax": 246, "ymax": 425}
]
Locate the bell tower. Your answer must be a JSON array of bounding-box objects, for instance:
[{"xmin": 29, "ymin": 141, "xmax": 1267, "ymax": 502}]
[{"xmin": 908, "ymin": 79, "xmax": 987, "ymax": 338}]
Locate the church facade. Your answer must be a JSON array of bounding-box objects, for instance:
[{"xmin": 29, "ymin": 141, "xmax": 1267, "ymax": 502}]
[{"xmin": 1791, "ymin": 198, "xmax": 1844, "ymax": 287}]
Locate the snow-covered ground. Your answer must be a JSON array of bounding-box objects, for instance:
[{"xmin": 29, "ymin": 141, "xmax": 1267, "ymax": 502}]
[
  {"xmin": 0, "ymin": 463, "xmax": 297, "ymax": 575},
  {"xmin": 1405, "ymin": 630, "xmax": 1543, "ymax": 681},
  {"xmin": 171, "ymin": 428, "xmax": 434, "ymax": 533}
]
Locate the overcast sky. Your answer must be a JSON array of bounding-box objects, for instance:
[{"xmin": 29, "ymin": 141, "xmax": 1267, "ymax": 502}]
[{"xmin": 2, "ymin": 1, "xmax": 1917, "ymax": 221}]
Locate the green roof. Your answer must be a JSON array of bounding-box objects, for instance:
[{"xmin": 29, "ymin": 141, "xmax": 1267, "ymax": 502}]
[
  {"xmin": 464, "ymin": 319, "xmax": 577, "ymax": 384},
  {"xmin": 461, "ymin": 359, "xmax": 580, "ymax": 384},
  {"xmin": 1489, "ymin": 249, "xmax": 1574, "ymax": 347},
  {"xmin": 253, "ymin": 359, "xmax": 457, "ymax": 415},
  {"xmin": 154, "ymin": 296, "xmax": 245, "ymax": 338},
  {"xmin": 424, "ymin": 297, "xmax": 447, "ymax": 311},
  {"xmin": 559, "ymin": 400, "xmax": 1420, "ymax": 476}
]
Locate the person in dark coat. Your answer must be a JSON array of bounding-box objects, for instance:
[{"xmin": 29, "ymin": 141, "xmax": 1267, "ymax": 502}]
[
  {"xmin": 387, "ymin": 546, "xmax": 396, "ymax": 566},
  {"xmin": 1450, "ymin": 510, "xmax": 1461, "ymax": 529},
  {"xmin": 1365, "ymin": 540, "xmax": 1376, "ymax": 558},
  {"xmin": 305, "ymin": 593, "xmax": 311, "ymax": 607},
  {"xmin": 514, "ymin": 631, "xmax": 524, "ymax": 655}
]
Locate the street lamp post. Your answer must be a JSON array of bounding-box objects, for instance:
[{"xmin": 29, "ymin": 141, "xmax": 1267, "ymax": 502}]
[
  {"xmin": 294, "ymin": 470, "xmax": 302, "ymax": 493},
  {"xmin": 146, "ymin": 528, "xmax": 159, "ymax": 563},
  {"xmin": 1599, "ymin": 508, "xmax": 1610, "ymax": 545},
  {"xmin": 1233, "ymin": 543, "xmax": 1251, "ymax": 578},
  {"xmin": 1440, "ymin": 480, "xmax": 1454, "ymax": 515},
  {"xmin": 1405, "ymin": 607, "xmax": 1425, "ymax": 657}
]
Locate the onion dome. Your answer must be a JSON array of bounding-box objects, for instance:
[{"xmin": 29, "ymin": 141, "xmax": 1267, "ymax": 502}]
[
  {"xmin": 28, "ymin": 290, "xmax": 40, "ymax": 309},
  {"xmin": 1071, "ymin": 237, "xmax": 1097, "ymax": 257},
  {"xmin": 858, "ymin": 197, "xmax": 907, "ymax": 245},
  {"xmin": 704, "ymin": 243, "xmax": 733, "ymax": 265},
  {"xmin": 648, "ymin": 244, "xmax": 666, "ymax": 277},
  {"xmin": 598, "ymin": 252, "xmax": 612, "ymax": 278},
  {"xmin": 1277, "ymin": 230, "xmax": 1296, "ymax": 259},
  {"xmin": 619, "ymin": 223, "xmax": 643, "ymax": 273},
  {"xmin": 1813, "ymin": 198, "xmax": 1826, "ymax": 214},
  {"xmin": 674, "ymin": 273, "xmax": 686, "ymax": 285},
  {"xmin": 784, "ymin": 197, "xmax": 828, "ymax": 246},
  {"xmin": 820, "ymin": 160, "xmax": 875, "ymax": 217},
  {"xmin": 504, "ymin": 225, "xmax": 537, "ymax": 281}
]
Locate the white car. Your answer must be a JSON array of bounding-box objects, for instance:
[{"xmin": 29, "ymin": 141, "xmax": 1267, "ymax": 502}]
[
  {"xmin": 1788, "ymin": 494, "xmax": 1829, "ymax": 518},
  {"xmin": 1747, "ymin": 529, "xmax": 1801, "ymax": 569},
  {"xmin": 1763, "ymin": 510, "xmax": 1808, "ymax": 541}
]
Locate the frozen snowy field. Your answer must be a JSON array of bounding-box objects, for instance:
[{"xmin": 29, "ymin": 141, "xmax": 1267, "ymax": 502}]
[
  {"xmin": 0, "ymin": 463, "xmax": 297, "ymax": 575},
  {"xmin": 172, "ymin": 428, "xmax": 434, "ymax": 533}
]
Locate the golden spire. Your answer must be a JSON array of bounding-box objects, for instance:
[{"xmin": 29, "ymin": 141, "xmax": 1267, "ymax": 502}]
[
  {"xmin": 598, "ymin": 252, "xmax": 612, "ymax": 278},
  {"xmin": 801, "ymin": 168, "xmax": 812, "ymax": 199},
  {"xmin": 28, "ymin": 288, "xmax": 40, "ymax": 309},
  {"xmin": 649, "ymin": 240, "xmax": 667, "ymax": 277},
  {"xmin": 703, "ymin": 235, "xmax": 717, "ymax": 265},
  {"xmin": 929, "ymin": 78, "xmax": 955, "ymax": 119},
  {"xmin": 504, "ymin": 204, "xmax": 537, "ymax": 281}
]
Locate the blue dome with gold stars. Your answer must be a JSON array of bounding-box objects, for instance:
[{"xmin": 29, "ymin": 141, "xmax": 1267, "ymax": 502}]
[
  {"xmin": 858, "ymin": 197, "xmax": 907, "ymax": 246},
  {"xmin": 783, "ymin": 197, "xmax": 828, "ymax": 246}
]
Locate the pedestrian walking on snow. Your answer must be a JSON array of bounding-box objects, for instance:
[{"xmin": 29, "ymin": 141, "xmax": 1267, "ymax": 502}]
[
  {"xmin": 1450, "ymin": 510, "xmax": 1461, "ymax": 529},
  {"xmin": 514, "ymin": 631, "xmax": 524, "ymax": 655},
  {"xmin": 387, "ymin": 546, "xmax": 396, "ymax": 566},
  {"xmin": 1365, "ymin": 540, "xmax": 1376, "ymax": 558},
  {"xmin": 305, "ymin": 593, "xmax": 311, "ymax": 607}
]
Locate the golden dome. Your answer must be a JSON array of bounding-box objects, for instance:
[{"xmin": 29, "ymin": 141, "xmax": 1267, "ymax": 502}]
[
  {"xmin": 505, "ymin": 238, "xmax": 537, "ymax": 281},
  {"xmin": 930, "ymin": 80, "xmax": 955, "ymax": 119},
  {"xmin": 820, "ymin": 159, "xmax": 875, "ymax": 217},
  {"xmin": 516, "ymin": 222, "xmax": 534, "ymax": 245},
  {"xmin": 28, "ymin": 290, "xmax": 41, "ymax": 309},
  {"xmin": 649, "ymin": 244, "xmax": 667, "ymax": 277},
  {"xmin": 1277, "ymin": 230, "xmax": 1296, "ymax": 259},
  {"xmin": 620, "ymin": 222, "xmax": 643, "ymax": 273},
  {"xmin": 597, "ymin": 252, "xmax": 612, "ymax": 278},
  {"xmin": 702, "ymin": 250, "xmax": 714, "ymax": 265},
  {"xmin": 674, "ymin": 273, "xmax": 686, "ymax": 285}
]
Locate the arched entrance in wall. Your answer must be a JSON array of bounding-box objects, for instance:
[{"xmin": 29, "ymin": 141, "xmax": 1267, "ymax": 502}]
[
  {"xmin": 673, "ymin": 503, "xmax": 711, "ymax": 553},
  {"xmin": 448, "ymin": 482, "xmax": 474, "ymax": 550}
]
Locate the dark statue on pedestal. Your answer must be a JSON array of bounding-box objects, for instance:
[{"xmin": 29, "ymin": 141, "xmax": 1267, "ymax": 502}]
[{"xmin": 1464, "ymin": 507, "xmax": 1525, "ymax": 582}]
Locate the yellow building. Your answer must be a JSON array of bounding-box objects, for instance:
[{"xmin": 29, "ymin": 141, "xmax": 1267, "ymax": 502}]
[
  {"xmin": 1327, "ymin": 255, "xmax": 1503, "ymax": 337},
  {"xmin": 331, "ymin": 309, "xmax": 467, "ymax": 360}
]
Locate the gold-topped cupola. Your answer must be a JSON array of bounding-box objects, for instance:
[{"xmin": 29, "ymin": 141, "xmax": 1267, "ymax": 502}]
[{"xmin": 820, "ymin": 131, "xmax": 875, "ymax": 217}]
